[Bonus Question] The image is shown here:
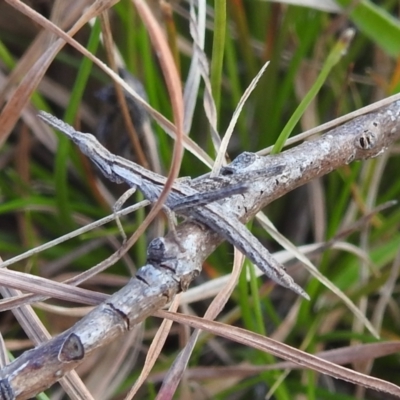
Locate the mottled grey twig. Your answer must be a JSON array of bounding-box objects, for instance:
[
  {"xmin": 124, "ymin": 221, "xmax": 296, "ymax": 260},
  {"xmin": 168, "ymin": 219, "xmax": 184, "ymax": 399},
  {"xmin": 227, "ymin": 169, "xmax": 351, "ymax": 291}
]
[{"xmin": 1, "ymin": 101, "xmax": 400, "ymax": 399}]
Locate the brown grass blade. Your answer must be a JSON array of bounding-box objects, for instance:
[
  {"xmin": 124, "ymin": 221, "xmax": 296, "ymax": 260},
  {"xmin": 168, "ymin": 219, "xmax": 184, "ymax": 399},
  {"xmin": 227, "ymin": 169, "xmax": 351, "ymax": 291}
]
[
  {"xmin": 0, "ymin": 255, "xmax": 94, "ymax": 399},
  {"xmin": 155, "ymin": 310, "xmax": 400, "ymax": 397},
  {"xmin": 156, "ymin": 250, "xmax": 245, "ymax": 400},
  {"xmin": 124, "ymin": 294, "xmax": 182, "ymax": 400},
  {"xmin": 0, "ymin": 0, "xmax": 118, "ymax": 146},
  {"xmin": 0, "ymin": 268, "xmax": 108, "ymax": 305}
]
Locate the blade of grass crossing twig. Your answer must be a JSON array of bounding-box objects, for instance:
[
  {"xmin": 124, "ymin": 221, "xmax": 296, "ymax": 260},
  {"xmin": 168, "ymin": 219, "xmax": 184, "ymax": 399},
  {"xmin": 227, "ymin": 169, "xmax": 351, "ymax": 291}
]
[
  {"xmin": 271, "ymin": 29, "xmax": 355, "ymax": 154},
  {"xmin": 211, "ymin": 61, "xmax": 269, "ymax": 175}
]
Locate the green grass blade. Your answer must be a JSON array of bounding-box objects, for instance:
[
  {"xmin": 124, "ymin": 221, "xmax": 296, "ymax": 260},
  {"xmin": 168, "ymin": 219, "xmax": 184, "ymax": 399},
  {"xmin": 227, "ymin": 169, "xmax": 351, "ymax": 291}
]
[
  {"xmin": 54, "ymin": 18, "xmax": 101, "ymax": 230},
  {"xmin": 336, "ymin": 0, "xmax": 400, "ymax": 57},
  {"xmin": 271, "ymin": 29, "xmax": 355, "ymax": 154}
]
